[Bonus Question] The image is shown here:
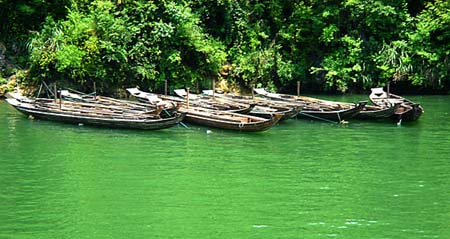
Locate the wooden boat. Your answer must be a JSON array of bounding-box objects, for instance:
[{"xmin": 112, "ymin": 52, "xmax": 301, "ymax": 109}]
[
  {"xmin": 247, "ymin": 105, "xmax": 298, "ymax": 120},
  {"xmin": 180, "ymin": 107, "xmax": 282, "ymax": 132},
  {"xmin": 60, "ymin": 90, "xmax": 178, "ymax": 118},
  {"xmin": 172, "ymin": 89, "xmax": 255, "ymax": 114},
  {"xmin": 369, "ymin": 87, "xmax": 423, "ymax": 122},
  {"xmin": 126, "ymin": 88, "xmax": 281, "ymax": 131},
  {"xmin": 201, "ymin": 90, "xmax": 301, "ymax": 120},
  {"xmin": 207, "ymin": 89, "xmax": 398, "ymax": 121},
  {"xmin": 127, "ymin": 88, "xmax": 254, "ymax": 114},
  {"xmin": 355, "ymin": 104, "xmax": 400, "ymax": 120},
  {"xmin": 253, "ymin": 88, "xmax": 366, "ymax": 122},
  {"xmin": 6, "ymin": 92, "xmax": 184, "ymax": 130}
]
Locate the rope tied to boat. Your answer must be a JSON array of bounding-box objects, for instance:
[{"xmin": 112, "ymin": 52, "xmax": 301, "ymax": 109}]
[{"xmin": 297, "ymin": 112, "xmax": 338, "ymax": 124}]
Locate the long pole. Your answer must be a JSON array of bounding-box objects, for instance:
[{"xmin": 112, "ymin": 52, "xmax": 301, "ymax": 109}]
[
  {"xmin": 212, "ymin": 79, "xmax": 215, "ymax": 99},
  {"xmin": 93, "ymin": 81, "xmax": 97, "ymax": 100},
  {"xmin": 297, "ymin": 81, "xmax": 300, "ymax": 96},
  {"xmin": 196, "ymin": 80, "xmax": 200, "ymax": 94},
  {"xmin": 387, "ymin": 81, "xmax": 390, "ymax": 98},
  {"xmin": 54, "ymin": 84, "xmax": 57, "ymax": 103},
  {"xmin": 59, "ymin": 89, "xmax": 62, "ymax": 109},
  {"xmin": 36, "ymin": 83, "xmax": 43, "ymax": 98},
  {"xmin": 251, "ymin": 85, "xmax": 255, "ymax": 99},
  {"xmin": 164, "ymin": 80, "xmax": 168, "ymax": 96},
  {"xmin": 186, "ymin": 87, "xmax": 190, "ymax": 109}
]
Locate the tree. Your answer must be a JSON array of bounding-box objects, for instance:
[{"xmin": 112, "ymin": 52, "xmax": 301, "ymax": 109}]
[
  {"xmin": 408, "ymin": 0, "xmax": 450, "ymax": 89},
  {"xmin": 0, "ymin": 0, "xmax": 69, "ymax": 66},
  {"xmin": 5, "ymin": 0, "xmax": 450, "ymax": 93},
  {"xmin": 27, "ymin": 0, "xmax": 226, "ymax": 93}
]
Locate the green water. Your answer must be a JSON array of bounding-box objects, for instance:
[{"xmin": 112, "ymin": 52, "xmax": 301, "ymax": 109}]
[{"xmin": 1, "ymin": 95, "xmax": 449, "ymax": 239}]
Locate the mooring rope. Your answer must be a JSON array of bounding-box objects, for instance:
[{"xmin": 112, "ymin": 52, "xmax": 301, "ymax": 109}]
[{"xmin": 297, "ymin": 112, "xmax": 338, "ymax": 124}]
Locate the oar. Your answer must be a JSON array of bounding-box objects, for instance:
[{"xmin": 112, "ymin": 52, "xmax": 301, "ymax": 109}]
[{"xmin": 163, "ymin": 108, "xmax": 189, "ymax": 129}]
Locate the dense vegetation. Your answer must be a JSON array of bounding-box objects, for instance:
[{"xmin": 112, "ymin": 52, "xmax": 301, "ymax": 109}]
[{"xmin": 1, "ymin": 0, "xmax": 450, "ymax": 94}]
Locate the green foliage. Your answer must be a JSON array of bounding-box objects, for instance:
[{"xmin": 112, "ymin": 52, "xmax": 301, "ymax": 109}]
[
  {"xmin": 27, "ymin": 0, "xmax": 227, "ymax": 92},
  {"xmin": 375, "ymin": 40, "xmax": 412, "ymax": 82},
  {"xmin": 0, "ymin": 0, "xmax": 70, "ymax": 65},
  {"xmin": 311, "ymin": 36, "xmax": 364, "ymax": 92},
  {"xmin": 308, "ymin": 1, "xmax": 415, "ymax": 91},
  {"xmin": 407, "ymin": 0, "xmax": 450, "ymax": 88},
  {"xmin": 3, "ymin": 0, "xmax": 450, "ymax": 93},
  {"xmin": 0, "ymin": 76, "xmax": 7, "ymax": 85}
]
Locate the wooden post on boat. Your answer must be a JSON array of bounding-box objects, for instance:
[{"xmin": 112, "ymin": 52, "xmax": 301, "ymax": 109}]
[
  {"xmin": 251, "ymin": 85, "xmax": 255, "ymax": 99},
  {"xmin": 54, "ymin": 84, "xmax": 57, "ymax": 103},
  {"xmin": 59, "ymin": 89, "xmax": 62, "ymax": 109},
  {"xmin": 36, "ymin": 83, "xmax": 43, "ymax": 98},
  {"xmin": 297, "ymin": 81, "xmax": 301, "ymax": 96},
  {"xmin": 93, "ymin": 81, "xmax": 97, "ymax": 100},
  {"xmin": 186, "ymin": 87, "xmax": 190, "ymax": 109},
  {"xmin": 387, "ymin": 81, "xmax": 390, "ymax": 98},
  {"xmin": 164, "ymin": 80, "xmax": 168, "ymax": 96},
  {"xmin": 212, "ymin": 79, "xmax": 215, "ymax": 99}
]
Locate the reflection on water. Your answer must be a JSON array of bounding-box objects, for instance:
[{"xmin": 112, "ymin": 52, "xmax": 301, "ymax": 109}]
[{"xmin": 1, "ymin": 96, "xmax": 449, "ymax": 238}]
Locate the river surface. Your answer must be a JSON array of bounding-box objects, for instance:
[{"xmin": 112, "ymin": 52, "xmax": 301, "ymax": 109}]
[{"xmin": 1, "ymin": 95, "xmax": 449, "ymax": 239}]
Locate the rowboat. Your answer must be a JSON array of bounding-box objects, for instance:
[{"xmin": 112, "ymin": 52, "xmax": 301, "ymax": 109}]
[
  {"xmin": 126, "ymin": 88, "xmax": 281, "ymax": 131},
  {"xmin": 180, "ymin": 107, "xmax": 282, "ymax": 132},
  {"xmin": 127, "ymin": 88, "xmax": 254, "ymax": 114},
  {"xmin": 173, "ymin": 89, "xmax": 255, "ymax": 114},
  {"xmin": 204, "ymin": 89, "xmax": 398, "ymax": 120},
  {"xmin": 6, "ymin": 92, "xmax": 184, "ymax": 130},
  {"xmin": 369, "ymin": 87, "xmax": 423, "ymax": 122},
  {"xmin": 201, "ymin": 90, "xmax": 301, "ymax": 120},
  {"xmin": 60, "ymin": 90, "xmax": 179, "ymax": 118},
  {"xmin": 254, "ymin": 88, "xmax": 366, "ymax": 122}
]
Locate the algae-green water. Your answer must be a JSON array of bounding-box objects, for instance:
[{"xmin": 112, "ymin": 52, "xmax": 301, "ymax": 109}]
[{"xmin": 1, "ymin": 95, "xmax": 449, "ymax": 239}]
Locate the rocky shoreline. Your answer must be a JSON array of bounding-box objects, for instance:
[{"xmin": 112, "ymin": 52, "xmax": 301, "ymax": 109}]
[{"xmin": 0, "ymin": 75, "xmax": 17, "ymax": 98}]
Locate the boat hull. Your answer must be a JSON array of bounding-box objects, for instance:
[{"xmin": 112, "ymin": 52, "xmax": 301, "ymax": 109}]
[
  {"xmin": 181, "ymin": 108, "xmax": 282, "ymax": 132},
  {"xmin": 253, "ymin": 88, "xmax": 365, "ymax": 122},
  {"xmin": 355, "ymin": 104, "xmax": 399, "ymax": 120},
  {"xmin": 6, "ymin": 98, "xmax": 184, "ymax": 130},
  {"xmin": 297, "ymin": 101, "xmax": 366, "ymax": 121},
  {"xmin": 369, "ymin": 88, "xmax": 423, "ymax": 122},
  {"xmin": 202, "ymin": 90, "xmax": 300, "ymax": 120},
  {"xmin": 391, "ymin": 104, "xmax": 423, "ymax": 122},
  {"xmin": 248, "ymin": 106, "xmax": 300, "ymax": 121}
]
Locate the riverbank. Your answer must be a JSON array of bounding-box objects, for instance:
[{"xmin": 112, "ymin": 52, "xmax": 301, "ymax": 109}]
[{"xmin": 0, "ymin": 72, "xmax": 447, "ymax": 100}]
